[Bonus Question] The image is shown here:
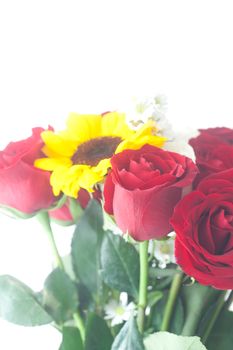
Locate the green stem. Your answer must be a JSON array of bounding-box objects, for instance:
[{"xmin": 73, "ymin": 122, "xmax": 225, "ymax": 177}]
[
  {"xmin": 160, "ymin": 271, "xmax": 183, "ymax": 331},
  {"xmin": 37, "ymin": 211, "xmax": 64, "ymax": 270},
  {"xmin": 37, "ymin": 211, "xmax": 85, "ymax": 342},
  {"xmin": 202, "ymin": 290, "xmax": 228, "ymax": 344},
  {"xmin": 137, "ymin": 240, "xmax": 149, "ymax": 333},
  {"xmin": 73, "ymin": 312, "xmax": 86, "ymax": 341}
]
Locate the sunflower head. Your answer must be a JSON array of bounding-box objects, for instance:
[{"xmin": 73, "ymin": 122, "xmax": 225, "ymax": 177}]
[{"xmin": 35, "ymin": 112, "xmax": 166, "ymax": 198}]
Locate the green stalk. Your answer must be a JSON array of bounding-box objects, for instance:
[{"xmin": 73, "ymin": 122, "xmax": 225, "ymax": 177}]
[
  {"xmin": 37, "ymin": 211, "xmax": 64, "ymax": 269},
  {"xmin": 202, "ymin": 290, "xmax": 228, "ymax": 344},
  {"xmin": 137, "ymin": 240, "xmax": 149, "ymax": 333},
  {"xmin": 73, "ymin": 312, "xmax": 85, "ymax": 341},
  {"xmin": 160, "ymin": 271, "xmax": 183, "ymax": 331},
  {"xmin": 37, "ymin": 211, "xmax": 85, "ymax": 341}
]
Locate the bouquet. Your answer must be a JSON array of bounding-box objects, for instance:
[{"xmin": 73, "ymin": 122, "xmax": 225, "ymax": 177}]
[{"xmin": 0, "ymin": 96, "xmax": 233, "ymax": 350}]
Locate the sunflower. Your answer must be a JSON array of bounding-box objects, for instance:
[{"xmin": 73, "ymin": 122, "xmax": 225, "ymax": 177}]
[{"xmin": 35, "ymin": 112, "xmax": 166, "ymax": 198}]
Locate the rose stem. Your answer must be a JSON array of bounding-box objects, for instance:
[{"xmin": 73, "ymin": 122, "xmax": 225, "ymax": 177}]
[
  {"xmin": 160, "ymin": 271, "xmax": 183, "ymax": 331},
  {"xmin": 37, "ymin": 211, "xmax": 64, "ymax": 270},
  {"xmin": 37, "ymin": 211, "xmax": 85, "ymax": 341},
  {"xmin": 137, "ymin": 240, "xmax": 149, "ymax": 333},
  {"xmin": 202, "ymin": 290, "xmax": 228, "ymax": 344}
]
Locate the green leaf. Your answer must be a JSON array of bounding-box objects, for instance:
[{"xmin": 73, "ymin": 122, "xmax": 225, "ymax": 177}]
[
  {"xmin": 0, "ymin": 205, "xmax": 36, "ymax": 219},
  {"xmin": 59, "ymin": 327, "xmax": 83, "ymax": 350},
  {"xmin": 181, "ymin": 283, "xmax": 220, "ymax": 336},
  {"xmin": 101, "ymin": 232, "xmax": 139, "ymax": 298},
  {"xmin": 0, "ymin": 275, "xmax": 52, "ymax": 326},
  {"xmin": 153, "ymin": 276, "xmax": 173, "ymax": 290},
  {"xmin": 151, "ymin": 291, "xmax": 184, "ymax": 334},
  {"xmin": 111, "ymin": 315, "xmax": 145, "ymax": 350},
  {"xmin": 71, "ymin": 200, "xmax": 104, "ymax": 294},
  {"xmin": 77, "ymin": 283, "xmax": 94, "ymax": 311},
  {"xmin": 149, "ymin": 267, "xmax": 178, "ymax": 279},
  {"xmin": 147, "ymin": 291, "xmax": 163, "ymax": 308},
  {"xmin": 85, "ymin": 313, "xmax": 113, "ymax": 350},
  {"xmin": 0, "ymin": 195, "xmax": 67, "ymax": 219},
  {"xmin": 42, "ymin": 268, "xmax": 79, "ymax": 323},
  {"xmin": 144, "ymin": 332, "xmax": 207, "ymax": 350},
  {"xmin": 206, "ymin": 309, "xmax": 233, "ymax": 350}
]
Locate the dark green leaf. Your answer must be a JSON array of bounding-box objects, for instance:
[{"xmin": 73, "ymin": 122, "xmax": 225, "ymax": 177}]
[
  {"xmin": 85, "ymin": 313, "xmax": 113, "ymax": 350},
  {"xmin": 71, "ymin": 200, "xmax": 104, "ymax": 294},
  {"xmin": 111, "ymin": 315, "xmax": 145, "ymax": 350},
  {"xmin": 0, "ymin": 275, "xmax": 52, "ymax": 326},
  {"xmin": 77, "ymin": 283, "xmax": 94, "ymax": 311},
  {"xmin": 101, "ymin": 232, "xmax": 139, "ymax": 298},
  {"xmin": 153, "ymin": 276, "xmax": 173, "ymax": 290},
  {"xmin": 59, "ymin": 327, "xmax": 83, "ymax": 350},
  {"xmin": 181, "ymin": 283, "xmax": 220, "ymax": 336},
  {"xmin": 206, "ymin": 309, "xmax": 233, "ymax": 350},
  {"xmin": 43, "ymin": 268, "xmax": 79, "ymax": 323},
  {"xmin": 147, "ymin": 290, "xmax": 163, "ymax": 308},
  {"xmin": 151, "ymin": 291, "xmax": 184, "ymax": 334}
]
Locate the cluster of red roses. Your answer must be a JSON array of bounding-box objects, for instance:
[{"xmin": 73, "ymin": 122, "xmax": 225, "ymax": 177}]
[
  {"xmin": 173, "ymin": 128, "xmax": 233, "ymax": 290},
  {"xmin": 0, "ymin": 126, "xmax": 233, "ymax": 290}
]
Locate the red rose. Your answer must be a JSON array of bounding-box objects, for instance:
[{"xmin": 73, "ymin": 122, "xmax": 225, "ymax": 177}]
[
  {"xmin": 198, "ymin": 127, "xmax": 233, "ymax": 144},
  {"xmin": 103, "ymin": 144, "xmax": 198, "ymax": 241},
  {"xmin": 189, "ymin": 127, "xmax": 233, "ymax": 184},
  {"xmin": 0, "ymin": 128, "xmax": 56, "ymax": 215},
  {"xmin": 171, "ymin": 168, "xmax": 233, "ymax": 289},
  {"xmin": 49, "ymin": 188, "xmax": 101, "ymax": 224}
]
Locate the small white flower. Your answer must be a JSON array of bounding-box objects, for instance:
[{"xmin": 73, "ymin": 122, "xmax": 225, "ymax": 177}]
[
  {"xmin": 104, "ymin": 292, "xmax": 135, "ymax": 326},
  {"xmin": 123, "ymin": 95, "xmax": 199, "ymax": 158},
  {"xmin": 149, "ymin": 235, "xmax": 176, "ymax": 268},
  {"xmin": 123, "ymin": 94, "xmax": 172, "ymax": 139},
  {"xmin": 164, "ymin": 129, "xmax": 199, "ymax": 160}
]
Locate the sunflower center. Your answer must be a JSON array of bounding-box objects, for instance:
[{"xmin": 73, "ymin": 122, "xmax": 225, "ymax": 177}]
[{"xmin": 72, "ymin": 136, "xmax": 122, "ymax": 166}]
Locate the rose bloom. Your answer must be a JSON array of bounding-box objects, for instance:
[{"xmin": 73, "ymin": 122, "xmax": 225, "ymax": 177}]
[
  {"xmin": 171, "ymin": 168, "xmax": 233, "ymax": 289},
  {"xmin": 0, "ymin": 128, "xmax": 56, "ymax": 215},
  {"xmin": 49, "ymin": 188, "xmax": 101, "ymax": 224},
  {"xmin": 189, "ymin": 127, "xmax": 233, "ymax": 184},
  {"xmin": 104, "ymin": 144, "xmax": 198, "ymax": 241}
]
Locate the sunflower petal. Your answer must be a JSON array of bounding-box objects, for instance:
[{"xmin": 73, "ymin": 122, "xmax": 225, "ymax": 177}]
[
  {"xmin": 34, "ymin": 157, "xmax": 72, "ymax": 171},
  {"xmin": 41, "ymin": 131, "xmax": 76, "ymax": 157},
  {"xmin": 66, "ymin": 113, "xmax": 102, "ymax": 142},
  {"xmin": 101, "ymin": 112, "xmax": 133, "ymax": 138}
]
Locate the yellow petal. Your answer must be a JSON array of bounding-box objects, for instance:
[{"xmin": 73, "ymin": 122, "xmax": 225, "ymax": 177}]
[
  {"xmin": 66, "ymin": 113, "xmax": 102, "ymax": 142},
  {"xmin": 116, "ymin": 122, "xmax": 166, "ymax": 153},
  {"xmin": 34, "ymin": 157, "xmax": 72, "ymax": 171},
  {"xmin": 50, "ymin": 165, "xmax": 81, "ymax": 197},
  {"xmin": 78, "ymin": 168, "xmax": 103, "ymax": 193},
  {"xmin": 94, "ymin": 158, "xmax": 111, "ymax": 176},
  {"xmin": 41, "ymin": 131, "xmax": 76, "ymax": 157},
  {"xmin": 101, "ymin": 112, "xmax": 133, "ymax": 138}
]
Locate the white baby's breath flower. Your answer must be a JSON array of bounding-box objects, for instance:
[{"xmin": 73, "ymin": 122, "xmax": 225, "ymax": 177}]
[
  {"xmin": 123, "ymin": 94, "xmax": 172, "ymax": 139},
  {"xmin": 164, "ymin": 128, "xmax": 199, "ymax": 160},
  {"xmin": 104, "ymin": 292, "xmax": 135, "ymax": 326},
  {"xmin": 149, "ymin": 234, "xmax": 176, "ymax": 268},
  {"xmin": 123, "ymin": 95, "xmax": 199, "ymax": 159}
]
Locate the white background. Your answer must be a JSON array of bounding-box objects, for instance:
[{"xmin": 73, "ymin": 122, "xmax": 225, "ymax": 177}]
[{"xmin": 0, "ymin": 1, "xmax": 233, "ymax": 349}]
